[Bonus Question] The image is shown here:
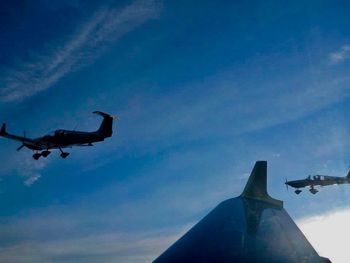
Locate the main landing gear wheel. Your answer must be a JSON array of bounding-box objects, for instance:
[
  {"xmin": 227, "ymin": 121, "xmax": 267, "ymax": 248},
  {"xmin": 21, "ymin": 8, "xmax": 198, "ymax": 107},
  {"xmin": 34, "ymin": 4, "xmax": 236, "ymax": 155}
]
[
  {"xmin": 294, "ymin": 189, "xmax": 302, "ymax": 195},
  {"xmin": 60, "ymin": 152, "xmax": 70, "ymax": 159},
  {"xmin": 309, "ymin": 188, "xmax": 318, "ymax": 194},
  {"xmin": 32, "ymin": 153, "xmax": 41, "ymax": 160},
  {"xmin": 41, "ymin": 150, "xmax": 51, "ymax": 158}
]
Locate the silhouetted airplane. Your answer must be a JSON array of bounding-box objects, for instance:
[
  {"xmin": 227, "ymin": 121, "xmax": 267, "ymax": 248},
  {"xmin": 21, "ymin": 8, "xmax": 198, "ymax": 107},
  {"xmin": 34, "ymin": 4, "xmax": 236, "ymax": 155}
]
[
  {"xmin": 0, "ymin": 111, "xmax": 116, "ymax": 160},
  {"xmin": 285, "ymin": 169, "xmax": 350, "ymax": 195}
]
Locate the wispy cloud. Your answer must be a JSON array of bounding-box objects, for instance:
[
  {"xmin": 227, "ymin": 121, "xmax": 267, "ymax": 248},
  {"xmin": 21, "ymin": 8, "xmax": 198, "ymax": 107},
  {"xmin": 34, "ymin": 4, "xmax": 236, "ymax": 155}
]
[
  {"xmin": 0, "ymin": 233, "xmax": 167, "ymax": 263},
  {"xmin": 0, "ymin": 222, "xmax": 186, "ymax": 263},
  {"xmin": 70, "ymin": 67, "xmax": 350, "ymax": 174},
  {"xmin": 17, "ymin": 154, "xmax": 48, "ymax": 186},
  {"xmin": 0, "ymin": 0, "xmax": 161, "ymax": 102},
  {"xmin": 23, "ymin": 174, "xmax": 41, "ymax": 186},
  {"xmin": 0, "ymin": 148, "xmax": 49, "ymax": 186},
  {"xmin": 328, "ymin": 45, "xmax": 350, "ymax": 65},
  {"xmin": 114, "ymin": 73, "xmax": 350, "ymax": 147}
]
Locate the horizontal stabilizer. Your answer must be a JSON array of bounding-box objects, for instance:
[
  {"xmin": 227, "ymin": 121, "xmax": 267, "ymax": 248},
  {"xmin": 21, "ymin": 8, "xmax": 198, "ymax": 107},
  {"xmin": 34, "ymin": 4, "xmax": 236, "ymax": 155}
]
[
  {"xmin": 241, "ymin": 161, "xmax": 283, "ymax": 207},
  {"xmin": 92, "ymin": 111, "xmax": 118, "ymax": 119}
]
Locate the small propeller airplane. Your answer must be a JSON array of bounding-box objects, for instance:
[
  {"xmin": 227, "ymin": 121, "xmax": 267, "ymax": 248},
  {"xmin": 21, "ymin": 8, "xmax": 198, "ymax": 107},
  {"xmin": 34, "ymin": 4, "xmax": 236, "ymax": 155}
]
[
  {"xmin": 0, "ymin": 111, "xmax": 116, "ymax": 160},
  {"xmin": 285, "ymin": 169, "xmax": 350, "ymax": 194}
]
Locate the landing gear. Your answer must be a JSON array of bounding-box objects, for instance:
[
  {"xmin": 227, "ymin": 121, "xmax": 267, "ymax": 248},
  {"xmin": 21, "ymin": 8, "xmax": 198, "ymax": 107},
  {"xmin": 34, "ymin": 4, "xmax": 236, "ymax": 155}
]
[
  {"xmin": 41, "ymin": 150, "xmax": 51, "ymax": 158},
  {"xmin": 294, "ymin": 189, "xmax": 302, "ymax": 195},
  {"xmin": 309, "ymin": 186, "xmax": 318, "ymax": 195},
  {"xmin": 32, "ymin": 148, "xmax": 69, "ymax": 159},
  {"xmin": 59, "ymin": 148, "xmax": 70, "ymax": 159},
  {"xmin": 32, "ymin": 153, "xmax": 41, "ymax": 160},
  {"xmin": 60, "ymin": 152, "xmax": 70, "ymax": 158}
]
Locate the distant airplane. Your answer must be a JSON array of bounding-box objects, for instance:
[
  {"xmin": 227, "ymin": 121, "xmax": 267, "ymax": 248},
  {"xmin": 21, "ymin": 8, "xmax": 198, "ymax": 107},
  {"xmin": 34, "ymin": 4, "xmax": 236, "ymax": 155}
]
[
  {"xmin": 0, "ymin": 111, "xmax": 116, "ymax": 160},
  {"xmin": 285, "ymin": 169, "xmax": 350, "ymax": 195}
]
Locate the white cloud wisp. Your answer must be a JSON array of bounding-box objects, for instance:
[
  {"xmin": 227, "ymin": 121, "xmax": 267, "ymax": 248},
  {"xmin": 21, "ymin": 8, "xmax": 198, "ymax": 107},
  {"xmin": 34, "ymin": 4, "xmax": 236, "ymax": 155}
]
[
  {"xmin": 0, "ymin": 0, "xmax": 160, "ymax": 102},
  {"xmin": 329, "ymin": 45, "xmax": 350, "ymax": 65}
]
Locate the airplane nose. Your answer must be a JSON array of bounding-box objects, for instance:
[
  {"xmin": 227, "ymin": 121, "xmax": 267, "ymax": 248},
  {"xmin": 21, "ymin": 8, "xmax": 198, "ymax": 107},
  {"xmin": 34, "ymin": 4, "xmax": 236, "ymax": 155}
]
[{"xmin": 285, "ymin": 179, "xmax": 289, "ymax": 191}]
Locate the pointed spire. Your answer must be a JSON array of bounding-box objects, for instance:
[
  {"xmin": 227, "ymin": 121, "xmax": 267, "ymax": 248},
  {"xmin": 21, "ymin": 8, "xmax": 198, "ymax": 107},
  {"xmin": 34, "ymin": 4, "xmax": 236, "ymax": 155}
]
[{"xmin": 241, "ymin": 161, "xmax": 283, "ymax": 207}]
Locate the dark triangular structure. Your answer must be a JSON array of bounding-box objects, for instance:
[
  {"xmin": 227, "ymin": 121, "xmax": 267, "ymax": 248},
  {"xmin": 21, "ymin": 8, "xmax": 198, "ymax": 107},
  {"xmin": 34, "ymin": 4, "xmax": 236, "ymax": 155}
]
[
  {"xmin": 241, "ymin": 161, "xmax": 282, "ymax": 207},
  {"xmin": 153, "ymin": 161, "xmax": 330, "ymax": 263}
]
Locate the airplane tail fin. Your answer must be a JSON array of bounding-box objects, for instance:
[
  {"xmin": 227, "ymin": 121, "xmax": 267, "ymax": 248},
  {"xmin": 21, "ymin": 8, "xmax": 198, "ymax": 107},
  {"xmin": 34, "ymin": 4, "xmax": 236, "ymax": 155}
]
[
  {"xmin": 93, "ymin": 111, "xmax": 116, "ymax": 138},
  {"xmin": 347, "ymin": 169, "xmax": 350, "ymax": 179},
  {"xmin": 0, "ymin": 123, "xmax": 6, "ymax": 136},
  {"xmin": 241, "ymin": 161, "xmax": 283, "ymax": 207}
]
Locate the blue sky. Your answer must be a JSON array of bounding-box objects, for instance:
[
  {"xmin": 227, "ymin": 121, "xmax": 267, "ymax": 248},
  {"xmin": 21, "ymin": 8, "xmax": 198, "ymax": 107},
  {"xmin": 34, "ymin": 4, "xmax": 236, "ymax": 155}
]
[{"xmin": 1, "ymin": 0, "xmax": 350, "ymax": 262}]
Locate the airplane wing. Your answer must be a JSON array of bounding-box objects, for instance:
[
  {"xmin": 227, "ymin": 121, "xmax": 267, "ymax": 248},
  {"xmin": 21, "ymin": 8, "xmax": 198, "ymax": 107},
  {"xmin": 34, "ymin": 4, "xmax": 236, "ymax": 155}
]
[
  {"xmin": 318, "ymin": 180, "xmax": 337, "ymax": 186},
  {"xmin": 0, "ymin": 123, "xmax": 45, "ymax": 150},
  {"xmin": 286, "ymin": 180, "xmax": 312, "ymax": 188},
  {"xmin": 1, "ymin": 123, "xmax": 31, "ymax": 143}
]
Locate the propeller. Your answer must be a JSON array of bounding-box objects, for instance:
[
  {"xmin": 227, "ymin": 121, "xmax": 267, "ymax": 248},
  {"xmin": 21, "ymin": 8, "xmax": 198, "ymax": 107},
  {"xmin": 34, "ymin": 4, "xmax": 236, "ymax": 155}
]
[
  {"xmin": 285, "ymin": 178, "xmax": 289, "ymax": 191},
  {"xmin": 17, "ymin": 144, "xmax": 25, "ymax": 151},
  {"xmin": 17, "ymin": 131, "xmax": 26, "ymax": 151}
]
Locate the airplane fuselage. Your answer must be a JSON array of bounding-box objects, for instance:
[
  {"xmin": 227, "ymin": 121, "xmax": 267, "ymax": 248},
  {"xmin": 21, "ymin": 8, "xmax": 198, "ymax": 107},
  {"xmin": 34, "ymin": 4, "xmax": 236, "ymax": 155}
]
[
  {"xmin": 286, "ymin": 173, "xmax": 350, "ymax": 194},
  {"xmin": 27, "ymin": 130, "xmax": 106, "ymax": 150},
  {"xmin": 287, "ymin": 176, "xmax": 350, "ymax": 188}
]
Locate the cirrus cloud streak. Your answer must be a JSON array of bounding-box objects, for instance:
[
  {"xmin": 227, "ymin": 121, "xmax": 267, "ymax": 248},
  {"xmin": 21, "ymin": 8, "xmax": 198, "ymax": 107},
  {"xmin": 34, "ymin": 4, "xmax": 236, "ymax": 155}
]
[{"xmin": 0, "ymin": 0, "xmax": 161, "ymax": 102}]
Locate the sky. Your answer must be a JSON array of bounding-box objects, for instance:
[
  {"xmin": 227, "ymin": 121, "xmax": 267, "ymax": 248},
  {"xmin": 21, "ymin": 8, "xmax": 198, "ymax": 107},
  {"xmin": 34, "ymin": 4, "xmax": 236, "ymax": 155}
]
[{"xmin": 1, "ymin": 0, "xmax": 350, "ymax": 262}]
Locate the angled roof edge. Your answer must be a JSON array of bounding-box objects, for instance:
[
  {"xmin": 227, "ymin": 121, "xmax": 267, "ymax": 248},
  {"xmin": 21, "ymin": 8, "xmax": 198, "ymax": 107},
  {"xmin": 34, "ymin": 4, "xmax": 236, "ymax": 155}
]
[{"xmin": 240, "ymin": 160, "xmax": 283, "ymax": 208}]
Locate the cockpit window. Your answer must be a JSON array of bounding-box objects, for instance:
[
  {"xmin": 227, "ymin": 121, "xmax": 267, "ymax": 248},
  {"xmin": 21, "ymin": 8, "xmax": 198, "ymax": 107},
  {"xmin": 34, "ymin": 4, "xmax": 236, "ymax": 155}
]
[
  {"xmin": 46, "ymin": 130, "xmax": 66, "ymax": 136},
  {"xmin": 55, "ymin": 130, "xmax": 65, "ymax": 136}
]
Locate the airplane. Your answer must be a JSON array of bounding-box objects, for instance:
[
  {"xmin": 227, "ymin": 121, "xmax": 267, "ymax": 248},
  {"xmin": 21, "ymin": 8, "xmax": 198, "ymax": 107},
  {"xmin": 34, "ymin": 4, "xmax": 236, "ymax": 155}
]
[
  {"xmin": 0, "ymin": 111, "xmax": 116, "ymax": 160},
  {"xmin": 285, "ymin": 169, "xmax": 350, "ymax": 195},
  {"xmin": 154, "ymin": 161, "xmax": 331, "ymax": 263}
]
